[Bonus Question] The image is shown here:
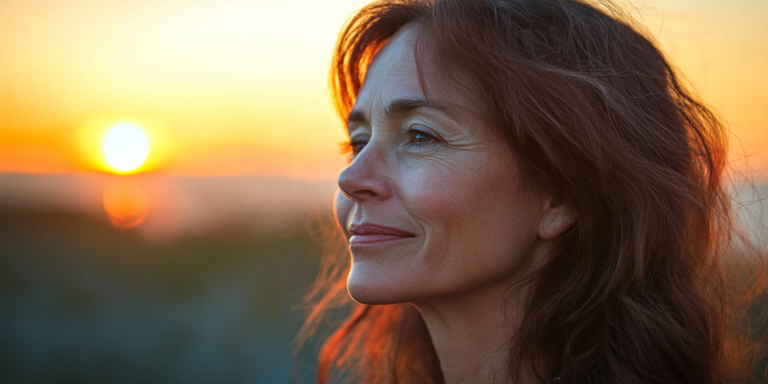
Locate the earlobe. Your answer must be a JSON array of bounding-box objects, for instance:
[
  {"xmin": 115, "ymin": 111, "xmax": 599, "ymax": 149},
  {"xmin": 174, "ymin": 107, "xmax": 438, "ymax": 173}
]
[{"xmin": 538, "ymin": 200, "xmax": 577, "ymax": 240}]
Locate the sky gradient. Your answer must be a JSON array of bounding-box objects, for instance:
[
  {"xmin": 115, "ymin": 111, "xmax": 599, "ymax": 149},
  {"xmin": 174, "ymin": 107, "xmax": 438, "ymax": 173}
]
[{"xmin": 1, "ymin": 0, "xmax": 766, "ymax": 181}]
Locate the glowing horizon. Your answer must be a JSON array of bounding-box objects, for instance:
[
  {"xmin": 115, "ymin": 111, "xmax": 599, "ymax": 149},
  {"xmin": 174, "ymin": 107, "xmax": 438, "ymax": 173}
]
[{"xmin": 0, "ymin": 0, "xmax": 766, "ymax": 181}]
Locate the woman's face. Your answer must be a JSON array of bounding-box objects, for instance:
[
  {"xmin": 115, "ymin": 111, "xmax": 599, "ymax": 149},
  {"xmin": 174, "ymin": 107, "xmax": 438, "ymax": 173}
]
[{"xmin": 335, "ymin": 28, "xmax": 548, "ymax": 305}]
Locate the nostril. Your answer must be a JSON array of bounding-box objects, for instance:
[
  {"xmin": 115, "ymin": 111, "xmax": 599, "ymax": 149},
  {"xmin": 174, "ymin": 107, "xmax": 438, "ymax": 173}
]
[
  {"xmin": 338, "ymin": 180, "xmax": 387, "ymax": 202},
  {"xmin": 339, "ymin": 186, "xmax": 378, "ymax": 202},
  {"xmin": 355, "ymin": 190, "xmax": 378, "ymax": 198}
]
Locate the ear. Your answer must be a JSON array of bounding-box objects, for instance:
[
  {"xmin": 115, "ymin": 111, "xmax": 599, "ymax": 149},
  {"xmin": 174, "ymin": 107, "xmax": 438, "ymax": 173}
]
[{"xmin": 538, "ymin": 198, "xmax": 577, "ymax": 240}]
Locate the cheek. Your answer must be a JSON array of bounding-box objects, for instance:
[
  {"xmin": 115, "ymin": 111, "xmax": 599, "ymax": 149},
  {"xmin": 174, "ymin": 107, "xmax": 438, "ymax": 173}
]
[
  {"xmin": 398, "ymin": 152, "xmax": 542, "ymax": 293},
  {"xmin": 400, "ymin": 154, "xmax": 498, "ymax": 235},
  {"xmin": 334, "ymin": 189, "xmax": 354, "ymax": 238}
]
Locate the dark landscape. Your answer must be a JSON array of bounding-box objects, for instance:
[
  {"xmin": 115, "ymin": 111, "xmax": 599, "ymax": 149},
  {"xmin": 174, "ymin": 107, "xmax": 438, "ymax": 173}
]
[{"xmin": 0, "ymin": 208, "xmax": 327, "ymax": 384}]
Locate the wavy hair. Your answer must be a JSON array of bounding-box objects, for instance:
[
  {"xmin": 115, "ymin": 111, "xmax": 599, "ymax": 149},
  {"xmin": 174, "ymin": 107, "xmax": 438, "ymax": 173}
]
[{"xmin": 299, "ymin": 0, "xmax": 765, "ymax": 383}]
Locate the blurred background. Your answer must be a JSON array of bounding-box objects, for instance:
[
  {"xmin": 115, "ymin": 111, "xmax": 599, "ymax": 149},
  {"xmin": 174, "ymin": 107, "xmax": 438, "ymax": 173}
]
[{"xmin": 0, "ymin": 0, "xmax": 766, "ymax": 382}]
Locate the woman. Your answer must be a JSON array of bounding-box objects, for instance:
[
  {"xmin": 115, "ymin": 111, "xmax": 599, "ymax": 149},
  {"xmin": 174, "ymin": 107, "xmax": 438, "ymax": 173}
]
[{"xmin": 300, "ymin": 0, "xmax": 755, "ymax": 382}]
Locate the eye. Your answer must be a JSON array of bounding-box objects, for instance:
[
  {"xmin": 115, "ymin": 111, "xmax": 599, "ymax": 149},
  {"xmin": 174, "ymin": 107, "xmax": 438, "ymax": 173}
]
[
  {"xmin": 340, "ymin": 137, "xmax": 368, "ymax": 157},
  {"xmin": 403, "ymin": 126, "xmax": 437, "ymax": 147},
  {"xmin": 350, "ymin": 139, "xmax": 367, "ymax": 154},
  {"xmin": 413, "ymin": 131, "xmax": 432, "ymax": 143}
]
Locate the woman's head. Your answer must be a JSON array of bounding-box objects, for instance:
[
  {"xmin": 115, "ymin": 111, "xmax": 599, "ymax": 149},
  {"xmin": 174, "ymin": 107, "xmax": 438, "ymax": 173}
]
[
  {"xmin": 310, "ymin": 0, "xmax": 733, "ymax": 382},
  {"xmin": 335, "ymin": 26, "xmax": 577, "ymax": 305}
]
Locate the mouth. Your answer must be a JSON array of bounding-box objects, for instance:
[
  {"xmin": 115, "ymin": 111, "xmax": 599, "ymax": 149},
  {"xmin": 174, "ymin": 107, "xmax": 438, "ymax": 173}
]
[{"xmin": 348, "ymin": 223, "xmax": 415, "ymax": 245}]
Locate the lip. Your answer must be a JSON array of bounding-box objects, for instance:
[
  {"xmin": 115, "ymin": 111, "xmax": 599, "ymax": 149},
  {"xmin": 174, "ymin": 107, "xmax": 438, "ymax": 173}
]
[{"xmin": 348, "ymin": 223, "xmax": 415, "ymax": 245}]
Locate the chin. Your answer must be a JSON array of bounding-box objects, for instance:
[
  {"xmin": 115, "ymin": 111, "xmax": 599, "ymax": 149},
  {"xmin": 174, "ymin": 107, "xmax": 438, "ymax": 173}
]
[{"xmin": 347, "ymin": 261, "xmax": 421, "ymax": 305}]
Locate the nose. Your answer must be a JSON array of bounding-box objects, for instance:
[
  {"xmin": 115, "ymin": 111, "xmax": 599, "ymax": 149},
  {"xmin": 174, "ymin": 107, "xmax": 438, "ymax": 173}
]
[{"xmin": 337, "ymin": 144, "xmax": 392, "ymax": 202}]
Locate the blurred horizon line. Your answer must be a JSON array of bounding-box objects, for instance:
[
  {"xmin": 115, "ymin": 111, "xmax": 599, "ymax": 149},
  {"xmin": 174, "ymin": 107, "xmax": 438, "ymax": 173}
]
[{"xmin": 0, "ymin": 172, "xmax": 338, "ymax": 242}]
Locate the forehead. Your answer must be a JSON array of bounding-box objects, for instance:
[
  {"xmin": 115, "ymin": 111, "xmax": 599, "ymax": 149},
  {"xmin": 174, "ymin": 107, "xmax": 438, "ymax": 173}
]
[
  {"xmin": 356, "ymin": 28, "xmax": 421, "ymax": 110},
  {"xmin": 354, "ymin": 27, "xmax": 466, "ymax": 116}
]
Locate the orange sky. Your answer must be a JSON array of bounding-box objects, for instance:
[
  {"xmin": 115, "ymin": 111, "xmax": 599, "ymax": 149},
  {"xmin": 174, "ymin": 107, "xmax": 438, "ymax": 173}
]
[{"xmin": 1, "ymin": 0, "xmax": 766, "ymax": 181}]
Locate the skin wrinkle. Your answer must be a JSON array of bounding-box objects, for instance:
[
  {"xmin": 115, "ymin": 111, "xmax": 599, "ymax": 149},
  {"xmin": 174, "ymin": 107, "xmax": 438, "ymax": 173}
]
[{"xmin": 349, "ymin": 101, "xmax": 485, "ymax": 152}]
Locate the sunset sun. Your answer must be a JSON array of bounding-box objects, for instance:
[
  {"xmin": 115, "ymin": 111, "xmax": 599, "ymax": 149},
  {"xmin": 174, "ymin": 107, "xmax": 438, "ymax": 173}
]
[{"xmin": 102, "ymin": 123, "xmax": 150, "ymax": 173}]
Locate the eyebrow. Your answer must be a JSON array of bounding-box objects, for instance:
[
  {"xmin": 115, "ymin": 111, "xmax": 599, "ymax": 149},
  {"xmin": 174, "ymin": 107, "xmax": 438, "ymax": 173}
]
[{"xmin": 346, "ymin": 98, "xmax": 453, "ymax": 127}]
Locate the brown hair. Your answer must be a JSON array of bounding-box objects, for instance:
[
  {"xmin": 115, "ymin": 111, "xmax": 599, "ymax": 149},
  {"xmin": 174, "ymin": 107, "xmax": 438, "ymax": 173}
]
[{"xmin": 300, "ymin": 0, "xmax": 764, "ymax": 382}]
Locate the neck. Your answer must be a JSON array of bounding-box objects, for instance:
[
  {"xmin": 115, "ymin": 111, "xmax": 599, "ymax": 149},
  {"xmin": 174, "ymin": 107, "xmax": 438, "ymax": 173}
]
[{"xmin": 414, "ymin": 276, "xmax": 528, "ymax": 384}]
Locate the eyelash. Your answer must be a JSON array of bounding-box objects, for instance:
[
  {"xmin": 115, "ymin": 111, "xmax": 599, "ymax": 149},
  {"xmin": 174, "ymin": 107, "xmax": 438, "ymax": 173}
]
[{"xmin": 340, "ymin": 126, "xmax": 438, "ymax": 158}]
